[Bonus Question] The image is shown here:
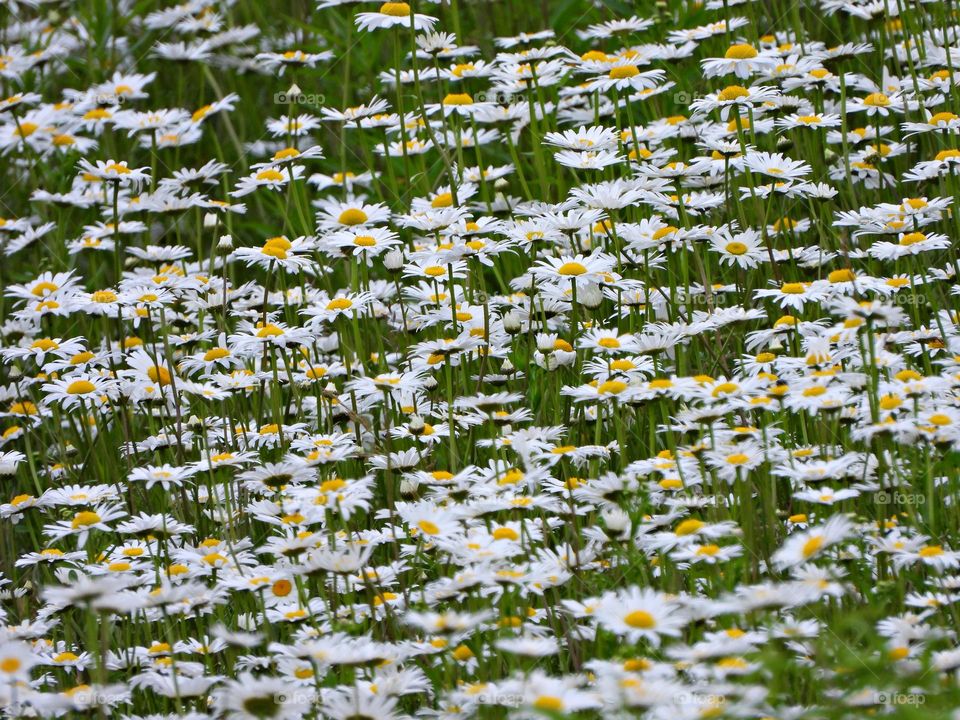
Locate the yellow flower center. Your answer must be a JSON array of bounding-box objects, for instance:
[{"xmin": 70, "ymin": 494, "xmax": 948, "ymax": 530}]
[
  {"xmin": 91, "ymin": 290, "xmax": 117, "ymax": 303},
  {"xmin": 624, "ymin": 610, "xmax": 656, "ymax": 628},
  {"xmin": 900, "ymin": 232, "xmax": 926, "ymax": 246},
  {"xmin": 71, "ymin": 511, "xmax": 101, "ymax": 528},
  {"xmin": 418, "ymin": 520, "xmax": 440, "ymax": 535},
  {"xmin": 338, "ymin": 208, "xmax": 368, "ymax": 225},
  {"xmin": 725, "ymin": 44, "xmax": 758, "ymax": 59},
  {"xmin": 147, "ymin": 366, "xmax": 172, "ymax": 386},
  {"xmin": 802, "ymin": 536, "xmax": 824, "ymax": 557},
  {"xmin": 609, "ymin": 64, "xmax": 640, "ymax": 79},
  {"xmin": 718, "ymin": 85, "xmax": 750, "ymax": 101},
  {"xmin": 533, "ymin": 697, "xmax": 565, "ymax": 712},
  {"xmin": 675, "ymin": 519, "xmax": 705, "ymax": 535},
  {"xmin": 442, "ymin": 93, "xmax": 473, "ymax": 106},
  {"xmin": 31, "ymin": 338, "xmax": 59, "ymax": 351},
  {"xmin": 256, "ymin": 169, "xmax": 285, "ymax": 182},
  {"xmin": 598, "ymin": 380, "xmax": 628, "ymax": 395},
  {"xmin": 66, "ymin": 380, "xmax": 96, "ymax": 395},
  {"xmin": 431, "ymin": 192, "xmax": 454, "ymax": 208},
  {"xmin": 558, "ymin": 261, "xmax": 588, "ymax": 276},
  {"xmin": 380, "ymin": 2, "xmax": 411, "ymax": 15},
  {"xmin": 863, "ymin": 93, "xmax": 890, "ymax": 107},
  {"xmin": 725, "ymin": 241, "xmax": 748, "ymax": 255}
]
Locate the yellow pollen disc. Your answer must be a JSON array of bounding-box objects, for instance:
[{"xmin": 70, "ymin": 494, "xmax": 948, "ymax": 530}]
[
  {"xmin": 598, "ymin": 380, "xmax": 628, "ymax": 395},
  {"xmin": 725, "ymin": 44, "xmax": 758, "ymax": 59},
  {"xmin": 203, "ymin": 347, "xmax": 230, "ymax": 361},
  {"xmin": 256, "ymin": 169, "xmax": 285, "ymax": 182},
  {"xmin": 147, "ymin": 366, "xmax": 172, "ymax": 386},
  {"xmin": 338, "ymin": 208, "xmax": 368, "ymax": 225},
  {"xmin": 442, "ymin": 93, "xmax": 473, "ymax": 106},
  {"xmin": 609, "ymin": 64, "xmax": 640, "ymax": 79},
  {"xmin": 718, "ymin": 85, "xmax": 750, "ymax": 101},
  {"xmin": 557, "ymin": 261, "xmax": 587, "ymax": 276},
  {"xmin": 675, "ymin": 519, "xmax": 705, "ymax": 535},
  {"xmin": 379, "ymin": 2, "xmax": 411, "ymax": 15},
  {"xmin": 725, "ymin": 241, "xmax": 748, "ymax": 255},
  {"xmin": 66, "ymin": 380, "xmax": 95, "ymax": 395},
  {"xmin": 828, "ymin": 269, "xmax": 855, "ymax": 283},
  {"xmin": 431, "ymin": 192, "xmax": 454, "ymax": 208},
  {"xmin": 624, "ymin": 610, "xmax": 656, "ymax": 628},
  {"xmin": 802, "ymin": 536, "xmax": 824, "ymax": 557},
  {"xmin": 91, "ymin": 290, "xmax": 117, "ymax": 303},
  {"xmin": 71, "ymin": 511, "xmax": 101, "ymax": 528}
]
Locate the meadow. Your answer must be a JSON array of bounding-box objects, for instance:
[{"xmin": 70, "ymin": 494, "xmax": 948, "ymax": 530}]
[{"xmin": 1, "ymin": 0, "xmax": 960, "ymax": 717}]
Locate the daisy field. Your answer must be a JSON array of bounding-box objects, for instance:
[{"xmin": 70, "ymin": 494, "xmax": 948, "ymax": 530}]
[{"xmin": 1, "ymin": 0, "xmax": 960, "ymax": 718}]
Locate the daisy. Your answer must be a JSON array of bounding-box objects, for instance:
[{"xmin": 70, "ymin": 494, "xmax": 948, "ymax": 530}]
[
  {"xmin": 587, "ymin": 63, "xmax": 666, "ymax": 92},
  {"xmin": 77, "ymin": 158, "xmax": 150, "ymax": 188},
  {"xmin": 231, "ymin": 165, "xmax": 305, "ymax": 197},
  {"xmin": 533, "ymin": 252, "xmax": 617, "ymax": 288},
  {"xmin": 593, "ymin": 586, "xmax": 689, "ymax": 646},
  {"xmin": 709, "ymin": 229, "xmax": 766, "ymax": 268},
  {"xmin": 772, "ymin": 515, "xmax": 854, "ymax": 570},
  {"xmin": 355, "ymin": 3, "xmax": 438, "ymax": 32},
  {"xmin": 701, "ymin": 44, "xmax": 778, "ymax": 79},
  {"xmin": 42, "ymin": 374, "xmax": 115, "ymax": 410}
]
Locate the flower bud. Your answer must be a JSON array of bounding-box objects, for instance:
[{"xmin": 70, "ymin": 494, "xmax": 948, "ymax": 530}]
[
  {"xmin": 579, "ymin": 282, "xmax": 603, "ymax": 309},
  {"xmin": 383, "ymin": 249, "xmax": 404, "ymax": 271},
  {"xmin": 501, "ymin": 310, "xmax": 522, "ymax": 334},
  {"xmin": 601, "ymin": 507, "xmax": 631, "ymax": 534},
  {"xmin": 407, "ymin": 414, "xmax": 426, "ymax": 435}
]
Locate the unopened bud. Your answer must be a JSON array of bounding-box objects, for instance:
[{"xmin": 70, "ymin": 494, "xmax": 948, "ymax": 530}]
[
  {"xmin": 218, "ymin": 234, "xmax": 234, "ymax": 252},
  {"xmin": 601, "ymin": 507, "xmax": 631, "ymax": 534},
  {"xmin": 384, "ymin": 249, "xmax": 404, "ymax": 271},
  {"xmin": 502, "ymin": 310, "xmax": 521, "ymax": 334},
  {"xmin": 203, "ymin": 212, "xmax": 218, "ymax": 229},
  {"xmin": 407, "ymin": 414, "xmax": 426, "ymax": 435},
  {"xmin": 579, "ymin": 282, "xmax": 603, "ymax": 309},
  {"xmin": 536, "ymin": 333, "xmax": 555, "ymax": 353}
]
